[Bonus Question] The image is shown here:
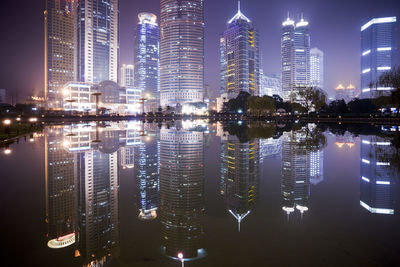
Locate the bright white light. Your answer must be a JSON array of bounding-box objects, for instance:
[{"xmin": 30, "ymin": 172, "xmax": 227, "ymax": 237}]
[
  {"xmin": 360, "ymin": 201, "xmax": 394, "ymax": 215},
  {"xmin": 376, "ymin": 181, "xmax": 391, "ymax": 185},
  {"xmin": 377, "ymin": 47, "xmax": 392, "ymax": 51},
  {"xmin": 376, "ymin": 142, "xmax": 391, "ymax": 146},
  {"xmin": 362, "ymin": 50, "xmax": 371, "ymax": 56},
  {"xmin": 29, "ymin": 118, "xmax": 38, "ymax": 122},
  {"xmin": 296, "ymin": 19, "xmax": 309, "ymax": 27},
  {"xmin": 177, "ymin": 253, "xmax": 184, "ymax": 260},
  {"xmin": 362, "ymin": 68, "xmax": 371, "ymax": 74},
  {"xmin": 377, "ymin": 66, "xmax": 391, "ymax": 71},
  {"xmin": 377, "ymin": 87, "xmax": 393, "ymax": 91},
  {"xmin": 362, "ymin": 159, "xmax": 370, "ymax": 164},
  {"xmin": 362, "ymin": 88, "xmax": 370, "ymax": 93},
  {"xmin": 362, "ymin": 140, "xmax": 371, "ymax": 145},
  {"xmin": 377, "ymin": 162, "xmax": 390, "ymax": 166},
  {"xmin": 362, "ymin": 176, "xmax": 370, "ymax": 182},
  {"xmin": 361, "ymin": 17, "xmax": 397, "ymax": 31},
  {"xmin": 4, "ymin": 149, "xmax": 12, "ymax": 155},
  {"xmin": 3, "ymin": 119, "xmax": 11, "ymax": 125}
]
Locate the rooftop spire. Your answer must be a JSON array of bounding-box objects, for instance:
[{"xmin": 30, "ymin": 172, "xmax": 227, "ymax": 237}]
[{"xmin": 228, "ymin": 1, "xmax": 251, "ymax": 24}]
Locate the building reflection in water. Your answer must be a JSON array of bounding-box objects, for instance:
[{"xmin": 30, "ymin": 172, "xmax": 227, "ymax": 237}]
[
  {"xmin": 219, "ymin": 124, "xmax": 260, "ymax": 232},
  {"xmin": 281, "ymin": 125, "xmax": 326, "ymax": 220},
  {"xmin": 135, "ymin": 124, "xmax": 160, "ymax": 221},
  {"xmin": 360, "ymin": 129, "xmax": 396, "ymax": 215},
  {"xmin": 45, "ymin": 127, "xmax": 76, "ymax": 249},
  {"xmin": 46, "ymin": 122, "xmax": 142, "ymax": 266},
  {"xmin": 160, "ymin": 121, "xmax": 207, "ymax": 263}
]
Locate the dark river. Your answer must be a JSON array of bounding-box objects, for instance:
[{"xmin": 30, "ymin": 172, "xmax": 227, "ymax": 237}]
[{"xmin": 1, "ymin": 121, "xmax": 400, "ymax": 267}]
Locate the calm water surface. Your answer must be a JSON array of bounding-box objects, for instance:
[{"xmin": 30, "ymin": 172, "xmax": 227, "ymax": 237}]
[{"xmin": 1, "ymin": 121, "xmax": 400, "ymax": 267}]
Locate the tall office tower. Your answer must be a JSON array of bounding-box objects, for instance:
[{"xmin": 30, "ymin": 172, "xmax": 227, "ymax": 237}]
[
  {"xmin": 136, "ymin": 135, "xmax": 160, "ymax": 221},
  {"xmin": 259, "ymin": 137, "xmax": 282, "ymax": 163},
  {"xmin": 310, "ymin": 48, "xmax": 324, "ymax": 89},
  {"xmin": 135, "ymin": 13, "xmax": 160, "ymax": 111},
  {"xmin": 160, "ymin": 125, "xmax": 206, "ymax": 262},
  {"xmin": 281, "ymin": 15, "xmax": 311, "ymax": 102},
  {"xmin": 45, "ymin": 128, "xmax": 76, "ymax": 249},
  {"xmin": 76, "ymin": 130, "xmax": 120, "ymax": 264},
  {"xmin": 220, "ymin": 135, "xmax": 260, "ymax": 232},
  {"xmin": 361, "ymin": 17, "xmax": 398, "ymax": 98},
  {"xmin": 220, "ymin": 2, "xmax": 260, "ymax": 99},
  {"xmin": 77, "ymin": 0, "xmax": 119, "ymax": 84},
  {"xmin": 335, "ymin": 83, "xmax": 356, "ymax": 103},
  {"xmin": 281, "ymin": 130, "xmax": 310, "ymax": 219},
  {"xmin": 120, "ymin": 64, "xmax": 134, "ymax": 87},
  {"xmin": 160, "ymin": 0, "xmax": 205, "ymax": 108},
  {"xmin": 44, "ymin": 0, "xmax": 77, "ymax": 109},
  {"xmin": 360, "ymin": 135, "xmax": 395, "ymax": 215}
]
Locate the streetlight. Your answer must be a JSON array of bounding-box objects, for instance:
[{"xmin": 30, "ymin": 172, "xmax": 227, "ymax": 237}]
[
  {"xmin": 177, "ymin": 253, "xmax": 184, "ymax": 267},
  {"xmin": 3, "ymin": 119, "xmax": 11, "ymax": 126},
  {"xmin": 4, "ymin": 148, "xmax": 12, "ymax": 155}
]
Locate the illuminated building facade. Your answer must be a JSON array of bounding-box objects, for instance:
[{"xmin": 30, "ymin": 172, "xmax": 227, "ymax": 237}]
[
  {"xmin": 77, "ymin": 0, "xmax": 119, "ymax": 84},
  {"xmin": 160, "ymin": 0, "xmax": 205, "ymax": 108},
  {"xmin": 260, "ymin": 71, "xmax": 282, "ymax": 97},
  {"xmin": 220, "ymin": 135, "xmax": 260, "ymax": 232},
  {"xmin": 281, "ymin": 130, "xmax": 310, "ymax": 218},
  {"xmin": 309, "ymin": 150, "xmax": 324, "ymax": 185},
  {"xmin": 45, "ymin": 127, "xmax": 76, "ymax": 249},
  {"xmin": 360, "ymin": 135, "xmax": 395, "ymax": 215},
  {"xmin": 281, "ymin": 15, "xmax": 311, "ymax": 102},
  {"xmin": 136, "ymin": 134, "xmax": 160, "ymax": 221},
  {"xmin": 160, "ymin": 125, "xmax": 206, "ymax": 262},
  {"xmin": 44, "ymin": 0, "xmax": 77, "ymax": 109},
  {"xmin": 135, "ymin": 13, "xmax": 160, "ymax": 111},
  {"xmin": 220, "ymin": 2, "xmax": 260, "ymax": 99},
  {"xmin": 361, "ymin": 17, "xmax": 398, "ymax": 98},
  {"xmin": 120, "ymin": 64, "xmax": 134, "ymax": 87},
  {"xmin": 310, "ymin": 48, "xmax": 324, "ymax": 89}
]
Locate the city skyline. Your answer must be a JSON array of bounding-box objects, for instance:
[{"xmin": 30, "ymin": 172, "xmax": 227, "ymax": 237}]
[{"xmin": 0, "ymin": 0, "xmax": 399, "ymax": 100}]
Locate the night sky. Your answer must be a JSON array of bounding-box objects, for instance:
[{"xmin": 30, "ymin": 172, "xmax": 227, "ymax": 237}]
[{"xmin": 1, "ymin": 0, "xmax": 399, "ymax": 100}]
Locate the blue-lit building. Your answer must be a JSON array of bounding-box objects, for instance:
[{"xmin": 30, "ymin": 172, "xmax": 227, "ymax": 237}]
[
  {"xmin": 361, "ymin": 17, "xmax": 398, "ymax": 98},
  {"xmin": 77, "ymin": 0, "xmax": 119, "ymax": 83},
  {"xmin": 360, "ymin": 135, "xmax": 395, "ymax": 215},
  {"xmin": 136, "ymin": 134, "xmax": 160, "ymax": 221},
  {"xmin": 281, "ymin": 15, "xmax": 311, "ymax": 102},
  {"xmin": 220, "ymin": 2, "xmax": 260, "ymax": 99},
  {"xmin": 135, "ymin": 13, "xmax": 160, "ymax": 112}
]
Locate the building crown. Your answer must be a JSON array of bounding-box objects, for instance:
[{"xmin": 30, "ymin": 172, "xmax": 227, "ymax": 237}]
[{"xmin": 228, "ymin": 1, "xmax": 251, "ymax": 24}]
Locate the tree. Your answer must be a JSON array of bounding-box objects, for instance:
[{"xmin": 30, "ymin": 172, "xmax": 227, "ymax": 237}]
[
  {"xmin": 348, "ymin": 98, "xmax": 377, "ymax": 114},
  {"xmin": 379, "ymin": 66, "xmax": 400, "ymax": 117},
  {"xmin": 296, "ymin": 86, "xmax": 327, "ymax": 114}
]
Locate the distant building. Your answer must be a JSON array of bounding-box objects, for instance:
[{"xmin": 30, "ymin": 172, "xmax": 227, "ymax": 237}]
[
  {"xmin": 310, "ymin": 48, "xmax": 324, "ymax": 89},
  {"xmin": 77, "ymin": 0, "xmax": 119, "ymax": 84},
  {"xmin": 0, "ymin": 89, "xmax": 6, "ymax": 103},
  {"xmin": 260, "ymin": 71, "xmax": 282, "ymax": 97},
  {"xmin": 220, "ymin": 2, "xmax": 260, "ymax": 99},
  {"xmin": 62, "ymin": 81, "xmax": 141, "ymax": 114},
  {"xmin": 160, "ymin": 0, "xmax": 204, "ymax": 108},
  {"xmin": 335, "ymin": 83, "xmax": 356, "ymax": 103},
  {"xmin": 135, "ymin": 13, "xmax": 160, "ymax": 112},
  {"xmin": 120, "ymin": 64, "xmax": 134, "ymax": 87},
  {"xmin": 44, "ymin": 0, "xmax": 77, "ymax": 109},
  {"xmin": 281, "ymin": 15, "xmax": 311, "ymax": 102},
  {"xmin": 361, "ymin": 17, "xmax": 398, "ymax": 98}
]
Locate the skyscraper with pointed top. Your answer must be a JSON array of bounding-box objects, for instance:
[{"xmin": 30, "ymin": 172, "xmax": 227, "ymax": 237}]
[
  {"xmin": 220, "ymin": 1, "xmax": 260, "ymax": 99},
  {"xmin": 281, "ymin": 14, "xmax": 311, "ymax": 102}
]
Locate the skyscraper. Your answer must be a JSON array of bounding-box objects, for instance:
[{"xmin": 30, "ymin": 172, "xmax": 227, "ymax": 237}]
[
  {"xmin": 135, "ymin": 13, "xmax": 160, "ymax": 111},
  {"xmin": 44, "ymin": 0, "xmax": 77, "ymax": 108},
  {"xmin": 310, "ymin": 47, "xmax": 324, "ymax": 89},
  {"xmin": 260, "ymin": 71, "xmax": 282, "ymax": 97},
  {"xmin": 160, "ymin": 0, "xmax": 205, "ymax": 108},
  {"xmin": 281, "ymin": 15, "xmax": 311, "ymax": 102},
  {"xmin": 120, "ymin": 64, "xmax": 134, "ymax": 87},
  {"xmin": 361, "ymin": 17, "xmax": 398, "ymax": 99},
  {"xmin": 220, "ymin": 2, "xmax": 260, "ymax": 99},
  {"xmin": 77, "ymin": 0, "xmax": 119, "ymax": 84}
]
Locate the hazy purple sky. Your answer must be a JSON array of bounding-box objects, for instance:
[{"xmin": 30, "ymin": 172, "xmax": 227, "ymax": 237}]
[{"xmin": 0, "ymin": 0, "xmax": 399, "ymax": 99}]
